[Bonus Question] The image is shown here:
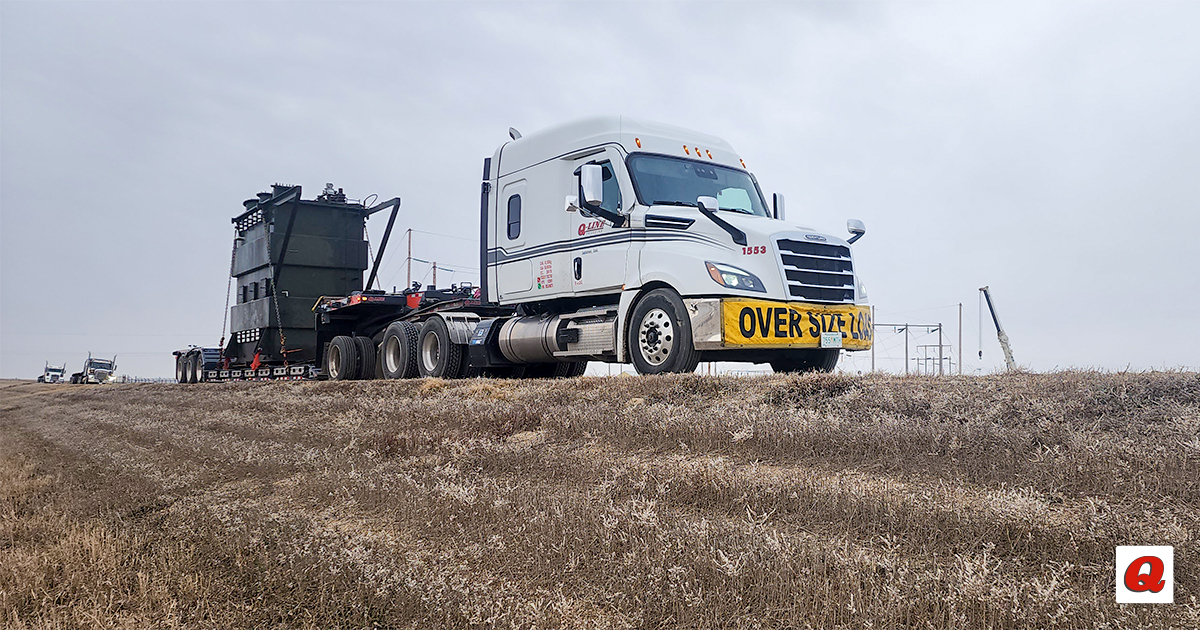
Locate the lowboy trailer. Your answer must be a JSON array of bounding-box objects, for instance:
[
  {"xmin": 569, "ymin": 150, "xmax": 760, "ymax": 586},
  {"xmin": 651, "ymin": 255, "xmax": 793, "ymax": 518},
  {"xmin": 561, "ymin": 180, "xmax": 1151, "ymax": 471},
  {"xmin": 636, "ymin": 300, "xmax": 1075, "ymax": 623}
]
[{"xmin": 177, "ymin": 116, "xmax": 873, "ymax": 382}]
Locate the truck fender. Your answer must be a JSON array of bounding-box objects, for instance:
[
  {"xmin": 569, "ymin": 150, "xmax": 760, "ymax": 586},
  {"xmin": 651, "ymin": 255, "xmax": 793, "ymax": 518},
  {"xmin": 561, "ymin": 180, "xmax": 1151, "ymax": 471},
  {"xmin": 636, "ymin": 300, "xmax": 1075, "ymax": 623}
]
[{"xmin": 435, "ymin": 313, "xmax": 481, "ymax": 345}]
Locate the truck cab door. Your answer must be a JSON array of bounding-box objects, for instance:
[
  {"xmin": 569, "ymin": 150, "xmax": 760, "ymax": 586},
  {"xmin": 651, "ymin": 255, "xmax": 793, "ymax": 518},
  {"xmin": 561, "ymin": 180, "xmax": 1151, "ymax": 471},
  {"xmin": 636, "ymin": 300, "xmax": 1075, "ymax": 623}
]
[{"xmin": 570, "ymin": 148, "xmax": 632, "ymax": 295}]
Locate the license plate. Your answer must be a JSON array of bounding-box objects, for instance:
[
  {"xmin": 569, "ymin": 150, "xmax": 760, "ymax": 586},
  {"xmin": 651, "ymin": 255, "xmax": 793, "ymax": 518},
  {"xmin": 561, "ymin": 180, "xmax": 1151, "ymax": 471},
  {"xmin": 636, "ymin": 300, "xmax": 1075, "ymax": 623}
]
[{"xmin": 721, "ymin": 299, "xmax": 872, "ymax": 349}]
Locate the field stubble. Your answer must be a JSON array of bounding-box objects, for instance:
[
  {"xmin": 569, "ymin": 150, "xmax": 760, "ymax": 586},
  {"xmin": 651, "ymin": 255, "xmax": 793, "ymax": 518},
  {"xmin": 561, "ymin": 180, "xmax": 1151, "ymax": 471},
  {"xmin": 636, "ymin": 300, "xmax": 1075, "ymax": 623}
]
[{"xmin": 1, "ymin": 371, "xmax": 1197, "ymax": 629}]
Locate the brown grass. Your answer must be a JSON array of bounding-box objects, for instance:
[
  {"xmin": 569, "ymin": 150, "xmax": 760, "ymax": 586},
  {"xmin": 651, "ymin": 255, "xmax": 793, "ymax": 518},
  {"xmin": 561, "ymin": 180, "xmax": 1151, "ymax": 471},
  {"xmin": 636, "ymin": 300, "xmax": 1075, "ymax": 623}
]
[{"xmin": 1, "ymin": 371, "xmax": 1197, "ymax": 629}]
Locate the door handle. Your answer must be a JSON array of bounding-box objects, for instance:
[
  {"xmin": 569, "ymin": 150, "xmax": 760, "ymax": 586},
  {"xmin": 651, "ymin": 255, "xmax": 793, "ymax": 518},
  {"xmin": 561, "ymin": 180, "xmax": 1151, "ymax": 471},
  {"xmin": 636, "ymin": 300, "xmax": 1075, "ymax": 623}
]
[{"xmin": 573, "ymin": 257, "xmax": 582, "ymax": 281}]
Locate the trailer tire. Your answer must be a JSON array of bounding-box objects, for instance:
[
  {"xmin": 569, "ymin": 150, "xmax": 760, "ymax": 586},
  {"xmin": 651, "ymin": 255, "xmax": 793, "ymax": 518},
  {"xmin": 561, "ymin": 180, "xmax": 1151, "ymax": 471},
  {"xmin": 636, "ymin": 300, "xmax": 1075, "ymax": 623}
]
[
  {"xmin": 327, "ymin": 335, "xmax": 359, "ymax": 380},
  {"xmin": 628, "ymin": 288, "xmax": 701, "ymax": 375},
  {"xmin": 381, "ymin": 321, "xmax": 420, "ymax": 379},
  {"xmin": 353, "ymin": 336, "xmax": 376, "ymax": 381},
  {"xmin": 176, "ymin": 356, "xmax": 187, "ymax": 383},
  {"xmin": 187, "ymin": 354, "xmax": 200, "ymax": 383},
  {"xmin": 770, "ymin": 349, "xmax": 840, "ymax": 374},
  {"xmin": 418, "ymin": 316, "xmax": 463, "ymax": 379}
]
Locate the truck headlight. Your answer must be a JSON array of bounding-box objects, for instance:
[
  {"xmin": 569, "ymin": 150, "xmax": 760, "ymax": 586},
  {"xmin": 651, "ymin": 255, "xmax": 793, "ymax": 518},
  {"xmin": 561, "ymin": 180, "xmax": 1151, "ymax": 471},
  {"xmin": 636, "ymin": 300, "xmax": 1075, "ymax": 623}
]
[{"xmin": 705, "ymin": 261, "xmax": 766, "ymax": 293}]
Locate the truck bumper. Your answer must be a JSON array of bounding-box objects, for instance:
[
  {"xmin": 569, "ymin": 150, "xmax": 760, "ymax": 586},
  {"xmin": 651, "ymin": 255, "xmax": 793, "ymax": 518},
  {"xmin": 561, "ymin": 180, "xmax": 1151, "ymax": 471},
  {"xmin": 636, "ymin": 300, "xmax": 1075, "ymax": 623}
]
[{"xmin": 685, "ymin": 298, "xmax": 873, "ymax": 351}]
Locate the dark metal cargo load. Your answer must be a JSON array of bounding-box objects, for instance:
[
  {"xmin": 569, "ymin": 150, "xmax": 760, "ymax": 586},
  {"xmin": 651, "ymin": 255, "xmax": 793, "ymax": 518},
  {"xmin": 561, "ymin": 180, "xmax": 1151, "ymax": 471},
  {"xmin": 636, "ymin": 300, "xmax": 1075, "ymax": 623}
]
[{"xmin": 225, "ymin": 183, "xmax": 389, "ymax": 366}]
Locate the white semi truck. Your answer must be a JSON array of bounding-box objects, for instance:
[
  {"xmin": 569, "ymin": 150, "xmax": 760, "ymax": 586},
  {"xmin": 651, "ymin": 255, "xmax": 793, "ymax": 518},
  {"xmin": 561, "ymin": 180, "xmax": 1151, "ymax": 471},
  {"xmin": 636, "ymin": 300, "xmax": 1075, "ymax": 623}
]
[
  {"xmin": 181, "ymin": 116, "xmax": 873, "ymax": 382},
  {"xmin": 70, "ymin": 354, "xmax": 116, "ymax": 384},
  {"xmin": 419, "ymin": 115, "xmax": 872, "ymax": 376}
]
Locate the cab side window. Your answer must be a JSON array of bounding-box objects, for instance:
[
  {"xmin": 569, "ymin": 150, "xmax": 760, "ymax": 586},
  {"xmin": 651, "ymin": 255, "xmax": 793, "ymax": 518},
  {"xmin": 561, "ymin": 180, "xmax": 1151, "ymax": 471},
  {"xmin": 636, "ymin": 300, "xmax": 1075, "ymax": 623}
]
[{"xmin": 507, "ymin": 194, "xmax": 521, "ymax": 239}]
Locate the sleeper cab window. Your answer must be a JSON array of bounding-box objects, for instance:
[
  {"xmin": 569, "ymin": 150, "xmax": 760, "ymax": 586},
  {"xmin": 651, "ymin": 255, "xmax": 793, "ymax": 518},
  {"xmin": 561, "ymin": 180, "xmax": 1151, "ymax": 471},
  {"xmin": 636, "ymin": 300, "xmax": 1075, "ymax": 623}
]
[{"xmin": 507, "ymin": 194, "xmax": 521, "ymax": 239}]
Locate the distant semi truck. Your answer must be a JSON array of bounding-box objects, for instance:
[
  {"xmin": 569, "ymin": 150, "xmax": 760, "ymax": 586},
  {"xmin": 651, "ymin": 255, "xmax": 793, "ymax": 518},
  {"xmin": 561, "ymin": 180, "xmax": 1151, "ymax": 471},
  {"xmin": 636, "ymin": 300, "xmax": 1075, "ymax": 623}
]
[
  {"xmin": 177, "ymin": 117, "xmax": 872, "ymax": 382},
  {"xmin": 70, "ymin": 354, "xmax": 116, "ymax": 384},
  {"xmin": 37, "ymin": 362, "xmax": 66, "ymax": 383}
]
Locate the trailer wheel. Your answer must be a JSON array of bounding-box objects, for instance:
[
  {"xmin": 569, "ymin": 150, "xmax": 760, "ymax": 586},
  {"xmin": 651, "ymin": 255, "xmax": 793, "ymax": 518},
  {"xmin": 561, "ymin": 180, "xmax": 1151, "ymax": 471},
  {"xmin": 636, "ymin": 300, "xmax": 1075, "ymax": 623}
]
[
  {"xmin": 327, "ymin": 335, "xmax": 359, "ymax": 380},
  {"xmin": 176, "ymin": 356, "xmax": 187, "ymax": 383},
  {"xmin": 187, "ymin": 354, "xmax": 200, "ymax": 383},
  {"xmin": 418, "ymin": 317, "xmax": 463, "ymax": 378},
  {"xmin": 381, "ymin": 321, "xmax": 420, "ymax": 379},
  {"xmin": 353, "ymin": 336, "xmax": 376, "ymax": 381},
  {"xmin": 628, "ymin": 288, "xmax": 701, "ymax": 375},
  {"xmin": 770, "ymin": 349, "xmax": 840, "ymax": 374}
]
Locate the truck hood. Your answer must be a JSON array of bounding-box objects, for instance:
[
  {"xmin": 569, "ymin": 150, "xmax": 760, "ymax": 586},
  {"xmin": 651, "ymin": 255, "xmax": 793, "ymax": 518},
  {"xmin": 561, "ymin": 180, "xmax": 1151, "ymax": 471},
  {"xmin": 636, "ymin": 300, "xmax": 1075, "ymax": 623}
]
[
  {"xmin": 642, "ymin": 205, "xmax": 861, "ymax": 304},
  {"xmin": 644, "ymin": 205, "xmax": 848, "ymax": 247}
]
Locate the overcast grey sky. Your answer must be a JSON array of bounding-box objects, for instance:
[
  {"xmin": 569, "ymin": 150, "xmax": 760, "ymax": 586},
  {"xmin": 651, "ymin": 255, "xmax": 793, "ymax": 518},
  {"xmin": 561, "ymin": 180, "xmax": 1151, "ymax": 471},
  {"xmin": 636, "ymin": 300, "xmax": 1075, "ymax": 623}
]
[{"xmin": 2, "ymin": 1, "xmax": 1197, "ymax": 378}]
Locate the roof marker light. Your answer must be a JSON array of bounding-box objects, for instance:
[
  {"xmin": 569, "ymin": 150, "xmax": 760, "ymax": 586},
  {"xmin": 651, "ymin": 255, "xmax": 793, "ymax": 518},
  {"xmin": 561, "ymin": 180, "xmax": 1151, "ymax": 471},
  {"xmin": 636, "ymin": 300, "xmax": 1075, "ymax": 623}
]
[
  {"xmin": 740, "ymin": 159, "xmax": 746, "ymax": 168},
  {"xmin": 635, "ymin": 137, "xmax": 642, "ymax": 148},
  {"xmin": 706, "ymin": 149, "xmax": 713, "ymax": 159},
  {"xmin": 683, "ymin": 145, "xmax": 690, "ymax": 155}
]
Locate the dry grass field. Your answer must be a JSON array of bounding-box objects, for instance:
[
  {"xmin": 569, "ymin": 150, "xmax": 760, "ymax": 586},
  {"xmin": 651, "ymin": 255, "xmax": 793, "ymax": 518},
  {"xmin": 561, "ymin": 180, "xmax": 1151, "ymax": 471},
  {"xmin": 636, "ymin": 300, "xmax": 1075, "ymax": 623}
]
[{"xmin": 1, "ymin": 371, "xmax": 1197, "ymax": 629}]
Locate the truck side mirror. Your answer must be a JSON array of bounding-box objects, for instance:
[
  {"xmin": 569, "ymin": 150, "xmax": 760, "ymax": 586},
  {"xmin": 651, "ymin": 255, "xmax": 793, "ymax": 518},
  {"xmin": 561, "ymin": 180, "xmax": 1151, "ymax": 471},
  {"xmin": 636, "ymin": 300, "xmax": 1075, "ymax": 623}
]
[
  {"xmin": 580, "ymin": 164, "xmax": 603, "ymax": 207},
  {"xmin": 773, "ymin": 193, "xmax": 785, "ymax": 220},
  {"xmin": 847, "ymin": 219, "xmax": 866, "ymax": 244}
]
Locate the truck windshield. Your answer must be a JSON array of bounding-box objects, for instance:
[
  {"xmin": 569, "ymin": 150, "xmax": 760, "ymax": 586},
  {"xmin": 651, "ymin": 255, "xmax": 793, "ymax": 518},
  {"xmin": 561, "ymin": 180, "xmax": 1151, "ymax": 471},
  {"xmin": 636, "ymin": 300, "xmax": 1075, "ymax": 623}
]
[
  {"xmin": 91, "ymin": 361, "xmax": 112, "ymax": 369},
  {"xmin": 627, "ymin": 154, "xmax": 769, "ymax": 217}
]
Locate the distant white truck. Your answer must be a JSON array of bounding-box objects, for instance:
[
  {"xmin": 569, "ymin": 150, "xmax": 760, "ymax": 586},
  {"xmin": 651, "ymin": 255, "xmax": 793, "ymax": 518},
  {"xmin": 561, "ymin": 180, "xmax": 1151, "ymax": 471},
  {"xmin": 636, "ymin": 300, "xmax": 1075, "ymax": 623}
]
[
  {"xmin": 37, "ymin": 362, "xmax": 66, "ymax": 383},
  {"xmin": 70, "ymin": 354, "xmax": 116, "ymax": 384},
  {"xmin": 464, "ymin": 115, "xmax": 873, "ymax": 375}
]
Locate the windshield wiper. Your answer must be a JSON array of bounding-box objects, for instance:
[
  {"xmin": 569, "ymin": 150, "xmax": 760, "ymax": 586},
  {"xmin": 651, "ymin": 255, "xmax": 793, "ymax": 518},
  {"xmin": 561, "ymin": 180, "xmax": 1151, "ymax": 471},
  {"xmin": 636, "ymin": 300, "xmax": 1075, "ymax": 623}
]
[
  {"xmin": 721, "ymin": 207, "xmax": 754, "ymax": 215},
  {"xmin": 653, "ymin": 200, "xmax": 747, "ymax": 245}
]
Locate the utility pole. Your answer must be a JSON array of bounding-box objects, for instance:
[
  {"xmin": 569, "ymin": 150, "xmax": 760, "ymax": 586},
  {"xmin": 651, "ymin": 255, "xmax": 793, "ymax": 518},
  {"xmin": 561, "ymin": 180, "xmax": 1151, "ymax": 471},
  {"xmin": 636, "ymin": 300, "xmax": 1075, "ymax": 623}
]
[
  {"xmin": 870, "ymin": 305, "xmax": 875, "ymax": 372},
  {"xmin": 904, "ymin": 326, "xmax": 909, "ymax": 375},
  {"xmin": 938, "ymin": 323, "xmax": 944, "ymax": 376},
  {"xmin": 958, "ymin": 303, "xmax": 963, "ymax": 376},
  {"xmin": 406, "ymin": 228, "xmax": 412, "ymax": 288},
  {"xmin": 432, "ymin": 262, "xmax": 437, "ymax": 289}
]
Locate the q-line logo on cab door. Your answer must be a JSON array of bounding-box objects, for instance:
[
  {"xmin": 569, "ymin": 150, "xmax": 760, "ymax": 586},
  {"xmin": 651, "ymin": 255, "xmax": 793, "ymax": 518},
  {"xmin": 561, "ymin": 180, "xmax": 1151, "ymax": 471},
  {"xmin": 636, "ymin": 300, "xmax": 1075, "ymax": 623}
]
[
  {"xmin": 721, "ymin": 299, "xmax": 873, "ymax": 350},
  {"xmin": 578, "ymin": 220, "xmax": 604, "ymax": 236}
]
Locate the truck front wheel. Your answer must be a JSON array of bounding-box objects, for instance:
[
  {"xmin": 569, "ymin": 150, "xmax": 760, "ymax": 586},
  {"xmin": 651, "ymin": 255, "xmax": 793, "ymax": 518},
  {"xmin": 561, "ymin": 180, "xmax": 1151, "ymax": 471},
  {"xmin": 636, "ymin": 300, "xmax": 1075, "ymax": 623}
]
[
  {"xmin": 418, "ymin": 317, "xmax": 464, "ymax": 378},
  {"xmin": 627, "ymin": 288, "xmax": 700, "ymax": 375},
  {"xmin": 770, "ymin": 349, "xmax": 839, "ymax": 374}
]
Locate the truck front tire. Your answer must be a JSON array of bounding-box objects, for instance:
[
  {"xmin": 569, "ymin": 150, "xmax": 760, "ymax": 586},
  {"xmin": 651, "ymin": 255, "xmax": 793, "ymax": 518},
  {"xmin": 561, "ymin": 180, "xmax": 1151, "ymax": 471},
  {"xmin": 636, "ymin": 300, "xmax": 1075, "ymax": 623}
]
[
  {"xmin": 327, "ymin": 335, "xmax": 359, "ymax": 380},
  {"xmin": 770, "ymin": 349, "xmax": 839, "ymax": 374},
  {"xmin": 418, "ymin": 317, "xmax": 463, "ymax": 378},
  {"xmin": 382, "ymin": 321, "xmax": 420, "ymax": 379},
  {"xmin": 627, "ymin": 288, "xmax": 701, "ymax": 375}
]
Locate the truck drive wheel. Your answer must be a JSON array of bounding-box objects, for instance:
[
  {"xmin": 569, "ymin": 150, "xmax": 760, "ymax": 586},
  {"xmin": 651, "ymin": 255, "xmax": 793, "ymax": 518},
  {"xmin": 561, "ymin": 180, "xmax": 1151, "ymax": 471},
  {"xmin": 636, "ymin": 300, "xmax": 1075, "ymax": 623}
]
[
  {"xmin": 381, "ymin": 321, "xmax": 420, "ymax": 379},
  {"xmin": 353, "ymin": 336, "xmax": 376, "ymax": 381},
  {"xmin": 770, "ymin": 349, "xmax": 840, "ymax": 374},
  {"xmin": 327, "ymin": 335, "xmax": 359, "ymax": 380},
  {"xmin": 627, "ymin": 288, "xmax": 700, "ymax": 375},
  {"xmin": 418, "ymin": 316, "xmax": 463, "ymax": 378}
]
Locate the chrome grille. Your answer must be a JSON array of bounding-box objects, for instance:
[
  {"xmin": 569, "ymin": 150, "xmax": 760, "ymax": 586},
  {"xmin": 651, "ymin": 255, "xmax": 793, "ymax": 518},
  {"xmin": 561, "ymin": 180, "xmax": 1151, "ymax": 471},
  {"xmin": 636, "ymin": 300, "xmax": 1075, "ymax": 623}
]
[{"xmin": 776, "ymin": 238, "xmax": 855, "ymax": 303}]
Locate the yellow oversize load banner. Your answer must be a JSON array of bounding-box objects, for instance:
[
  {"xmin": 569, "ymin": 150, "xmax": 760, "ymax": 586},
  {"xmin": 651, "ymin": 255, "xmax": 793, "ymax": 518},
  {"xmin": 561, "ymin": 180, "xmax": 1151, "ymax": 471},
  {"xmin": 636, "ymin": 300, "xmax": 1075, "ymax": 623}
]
[{"xmin": 721, "ymin": 299, "xmax": 873, "ymax": 349}]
